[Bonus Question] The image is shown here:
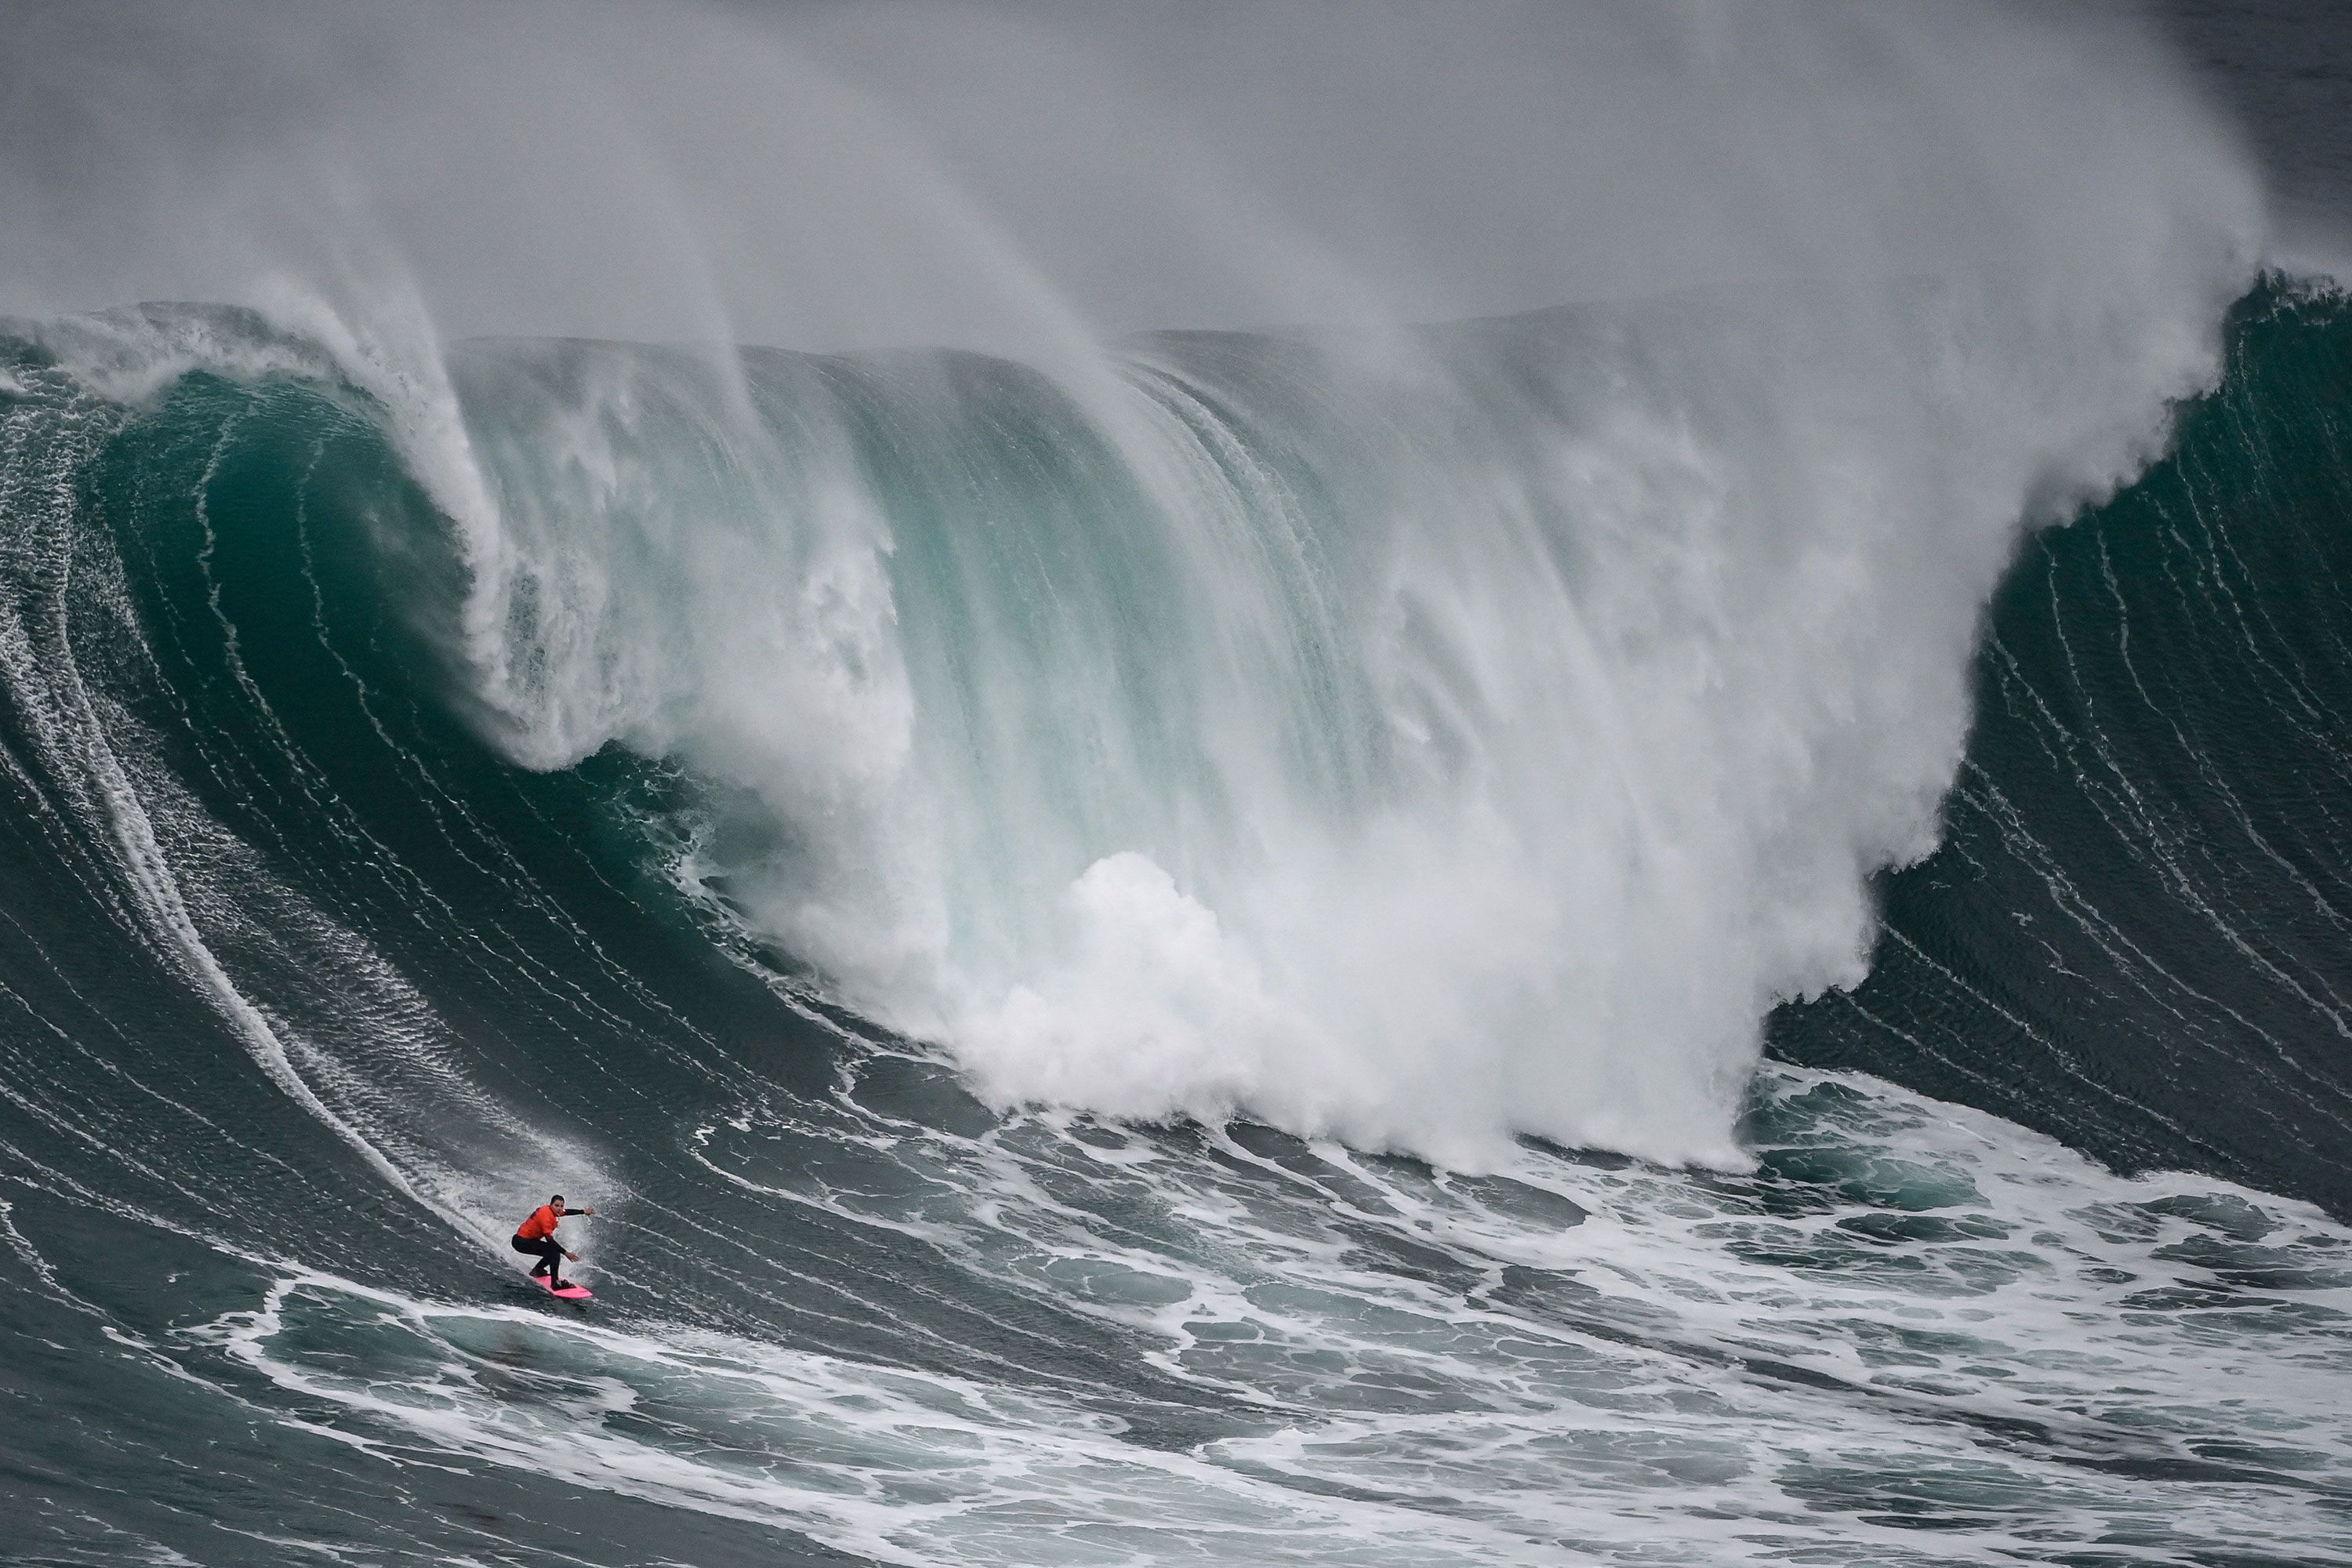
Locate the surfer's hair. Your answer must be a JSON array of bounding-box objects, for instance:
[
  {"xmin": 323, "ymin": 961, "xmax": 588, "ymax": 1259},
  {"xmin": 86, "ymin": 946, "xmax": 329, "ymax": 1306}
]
[{"xmin": 551, "ymin": 1194, "xmax": 564, "ymax": 1204}]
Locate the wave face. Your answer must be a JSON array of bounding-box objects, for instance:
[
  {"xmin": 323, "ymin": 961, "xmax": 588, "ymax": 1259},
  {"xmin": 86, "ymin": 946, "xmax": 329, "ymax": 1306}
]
[
  {"xmin": 1775, "ymin": 280, "xmax": 2352, "ymax": 1217},
  {"xmin": 3, "ymin": 280, "xmax": 2352, "ymax": 1566}
]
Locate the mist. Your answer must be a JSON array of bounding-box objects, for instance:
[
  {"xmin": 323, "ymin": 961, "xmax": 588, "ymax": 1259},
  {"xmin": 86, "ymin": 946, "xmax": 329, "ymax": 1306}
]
[{"xmin": 0, "ymin": 1, "xmax": 2261, "ymax": 352}]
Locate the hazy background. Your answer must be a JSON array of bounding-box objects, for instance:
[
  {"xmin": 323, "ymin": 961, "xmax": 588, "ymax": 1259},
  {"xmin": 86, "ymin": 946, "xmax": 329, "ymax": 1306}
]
[
  {"xmin": 2145, "ymin": 0, "xmax": 2352, "ymax": 268},
  {"xmin": 0, "ymin": 0, "xmax": 2337, "ymax": 354}
]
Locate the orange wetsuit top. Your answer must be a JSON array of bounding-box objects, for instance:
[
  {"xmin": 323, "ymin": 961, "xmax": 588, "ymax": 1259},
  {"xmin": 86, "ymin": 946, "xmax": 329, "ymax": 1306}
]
[{"xmin": 516, "ymin": 1205, "xmax": 563, "ymax": 1241}]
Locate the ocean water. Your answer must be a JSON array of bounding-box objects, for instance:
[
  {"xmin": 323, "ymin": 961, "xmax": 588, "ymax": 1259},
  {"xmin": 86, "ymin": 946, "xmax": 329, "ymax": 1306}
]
[{"xmin": 4, "ymin": 4, "xmax": 2352, "ymax": 1565}]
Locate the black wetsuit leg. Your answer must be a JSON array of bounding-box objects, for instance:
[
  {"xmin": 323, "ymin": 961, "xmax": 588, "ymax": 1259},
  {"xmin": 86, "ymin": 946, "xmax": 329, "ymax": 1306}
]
[{"xmin": 512, "ymin": 1233, "xmax": 563, "ymax": 1280}]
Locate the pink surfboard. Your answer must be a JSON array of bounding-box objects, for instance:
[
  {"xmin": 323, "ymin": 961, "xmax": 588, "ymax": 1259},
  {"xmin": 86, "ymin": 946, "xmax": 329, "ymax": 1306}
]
[{"xmin": 534, "ymin": 1276, "xmax": 593, "ymax": 1300}]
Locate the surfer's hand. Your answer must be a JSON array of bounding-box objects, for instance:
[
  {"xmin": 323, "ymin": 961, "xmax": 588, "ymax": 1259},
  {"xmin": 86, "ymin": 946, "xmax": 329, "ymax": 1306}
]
[
  {"xmin": 565, "ymin": 1250, "xmax": 580, "ymax": 1261},
  {"xmin": 582, "ymin": 1207, "xmax": 595, "ymax": 1216}
]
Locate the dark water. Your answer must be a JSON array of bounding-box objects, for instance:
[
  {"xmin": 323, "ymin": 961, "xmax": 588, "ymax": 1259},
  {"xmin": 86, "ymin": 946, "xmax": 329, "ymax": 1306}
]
[{"xmin": 1773, "ymin": 281, "xmax": 2352, "ymax": 1218}]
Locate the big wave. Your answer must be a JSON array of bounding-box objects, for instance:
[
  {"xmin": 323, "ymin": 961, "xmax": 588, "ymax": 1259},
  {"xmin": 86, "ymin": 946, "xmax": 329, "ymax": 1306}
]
[{"xmin": 0, "ymin": 0, "xmax": 2276, "ymax": 1174}]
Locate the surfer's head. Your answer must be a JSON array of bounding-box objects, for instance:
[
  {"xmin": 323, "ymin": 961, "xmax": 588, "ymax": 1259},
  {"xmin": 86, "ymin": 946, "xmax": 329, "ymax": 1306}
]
[{"xmin": 550, "ymin": 1195, "xmax": 565, "ymax": 1211}]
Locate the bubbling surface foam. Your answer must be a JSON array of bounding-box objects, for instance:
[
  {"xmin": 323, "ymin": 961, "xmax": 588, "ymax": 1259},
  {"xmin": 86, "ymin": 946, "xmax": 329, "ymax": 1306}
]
[{"xmin": 169, "ymin": 1062, "xmax": 2352, "ymax": 1567}]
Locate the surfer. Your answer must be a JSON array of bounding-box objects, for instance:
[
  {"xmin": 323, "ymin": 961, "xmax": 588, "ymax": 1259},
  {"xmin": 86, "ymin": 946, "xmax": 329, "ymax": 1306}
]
[{"xmin": 511, "ymin": 1195, "xmax": 595, "ymax": 1292}]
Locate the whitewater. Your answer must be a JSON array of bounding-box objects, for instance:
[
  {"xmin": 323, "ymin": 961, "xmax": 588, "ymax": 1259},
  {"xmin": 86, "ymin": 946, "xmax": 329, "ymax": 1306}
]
[{"xmin": 2, "ymin": 2, "xmax": 2350, "ymax": 1563}]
